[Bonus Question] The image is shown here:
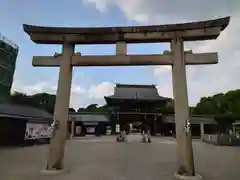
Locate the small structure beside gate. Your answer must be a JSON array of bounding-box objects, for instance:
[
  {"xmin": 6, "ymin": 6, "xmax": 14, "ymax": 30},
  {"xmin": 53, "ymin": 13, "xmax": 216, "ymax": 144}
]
[
  {"xmin": 0, "ymin": 103, "xmax": 53, "ymax": 146},
  {"xmin": 68, "ymin": 112, "xmax": 110, "ymax": 137}
]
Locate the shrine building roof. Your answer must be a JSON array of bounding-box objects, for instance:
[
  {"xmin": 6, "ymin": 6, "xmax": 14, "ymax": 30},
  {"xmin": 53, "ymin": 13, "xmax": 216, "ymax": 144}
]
[{"xmin": 104, "ymin": 84, "xmax": 171, "ymax": 102}]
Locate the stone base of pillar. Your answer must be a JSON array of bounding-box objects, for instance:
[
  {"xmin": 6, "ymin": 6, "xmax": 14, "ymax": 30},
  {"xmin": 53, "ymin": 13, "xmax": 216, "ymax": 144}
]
[
  {"xmin": 174, "ymin": 173, "xmax": 203, "ymax": 180},
  {"xmin": 41, "ymin": 168, "xmax": 69, "ymax": 175}
]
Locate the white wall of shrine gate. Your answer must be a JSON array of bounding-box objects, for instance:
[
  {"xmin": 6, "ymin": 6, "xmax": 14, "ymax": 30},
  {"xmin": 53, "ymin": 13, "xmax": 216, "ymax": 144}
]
[{"xmin": 68, "ymin": 113, "xmax": 217, "ymax": 139}]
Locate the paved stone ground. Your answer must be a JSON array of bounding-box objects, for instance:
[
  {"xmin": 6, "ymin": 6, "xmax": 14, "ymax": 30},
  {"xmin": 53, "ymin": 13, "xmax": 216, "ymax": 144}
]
[{"xmin": 0, "ymin": 134, "xmax": 240, "ymax": 180}]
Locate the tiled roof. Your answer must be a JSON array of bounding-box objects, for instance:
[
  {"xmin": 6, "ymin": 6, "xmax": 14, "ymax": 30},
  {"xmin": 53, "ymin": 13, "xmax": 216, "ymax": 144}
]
[
  {"xmin": 105, "ymin": 84, "xmax": 170, "ymax": 101},
  {"xmin": 0, "ymin": 103, "xmax": 53, "ymax": 121}
]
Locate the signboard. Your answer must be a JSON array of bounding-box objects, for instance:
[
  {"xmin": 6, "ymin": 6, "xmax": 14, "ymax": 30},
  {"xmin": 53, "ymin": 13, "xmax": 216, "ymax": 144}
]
[
  {"xmin": 87, "ymin": 127, "xmax": 95, "ymax": 133},
  {"xmin": 106, "ymin": 126, "xmax": 112, "ymax": 135},
  {"xmin": 25, "ymin": 123, "xmax": 51, "ymax": 140},
  {"xmin": 116, "ymin": 124, "xmax": 120, "ymax": 133},
  {"xmin": 76, "ymin": 126, "xmax": 82, "ymax": 135}
]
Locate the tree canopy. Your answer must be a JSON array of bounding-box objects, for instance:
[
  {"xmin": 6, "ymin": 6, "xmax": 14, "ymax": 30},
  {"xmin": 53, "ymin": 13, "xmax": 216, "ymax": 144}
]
[
  {"xmin": 10, "ymin": 92, "xmax": 56, "ymax": 114},
  {"xmin": 193, "ymin": 89, "xmax": 240, "ymax": 132},
  {"xmin": 10, "ymin": 91, "xmax": 78, "ymax": 114},
  {"xmin": 193, "ymin": 90, "xmax": 240, "ymax": 116},
  {"xmin": 69, "ymin": 108, "xmax": 76, "ymax": 112},
  {"xmin": 77, "ymin": 104, "xmax": 108, "ymax": 113}
]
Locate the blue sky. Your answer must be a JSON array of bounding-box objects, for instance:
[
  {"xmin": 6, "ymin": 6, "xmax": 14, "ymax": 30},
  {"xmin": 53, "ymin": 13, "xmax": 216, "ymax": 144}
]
[
  {"xmin": 0, "ymin": 0, "xmax": 166, "ymax": 85},
  {"xmin": 0, "ymin": 0, "xmax": 239, "ymax": 109}
]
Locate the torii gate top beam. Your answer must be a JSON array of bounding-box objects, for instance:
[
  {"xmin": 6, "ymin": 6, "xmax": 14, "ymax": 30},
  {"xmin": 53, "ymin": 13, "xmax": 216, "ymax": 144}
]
[{"xmin": 23, "ymin": 17, "xmax": 230, "ymax": 44}]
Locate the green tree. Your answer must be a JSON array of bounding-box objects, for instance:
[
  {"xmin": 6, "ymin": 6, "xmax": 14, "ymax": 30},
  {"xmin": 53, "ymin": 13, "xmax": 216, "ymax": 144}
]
[
  {"xmin": 10, "ymin": 92, "xmax": 31, "ymax": 105},
  {"xmin": 69, "ymin": 108, "xmax": 76, "ymax": 112},
  {"xmin": 162, "ymin": 99, "xmax": 174, "ymax": 114},
  {"xmin": 193, "ymin": 97, "xmax": 220, "ymax": 115},
  {"xmin": 214, "ymin": 114, "xmax": 239, "ymax": 133},
  {"xmin": 77, "ymin": 108, "xmax": 85, "ymax": 112},
  {"xmin": 10, "ymin": 92, "xmax": 56, "ymax": 114},
  {"xmin": 224, "ymin": 90, "xmax": 240, "ymax": 116},
  {"xmin": 193, "ymin": 89, "xmax": 240, "ymax": 132},
  {"xmin": 94, "ymin": 104, "xmax": 109, "ymax": 112},
  {"xmin": 85, "ymin": 104, "xmax": 98, "ymax": 111},
  {"xmin": 29, "ymin": 93, "xmax": 56, "ymax": 114},
  {"xmin": 77, "ymin": 104, "xmax": 109, "ymax": 113},
  {"xmin": 193, "ymin": 90, "xmax": 240, "ymax": 116}
]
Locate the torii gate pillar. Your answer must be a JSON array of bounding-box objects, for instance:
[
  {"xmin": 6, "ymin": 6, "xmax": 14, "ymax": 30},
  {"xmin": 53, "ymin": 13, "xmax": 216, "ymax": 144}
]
[
  {"xmin": 171, "ymin": 38, "xmax": 195, "ymax": 175},
  {"xmin": 46, "ymin": 43, "xmax": 74, "ymax": 170}
]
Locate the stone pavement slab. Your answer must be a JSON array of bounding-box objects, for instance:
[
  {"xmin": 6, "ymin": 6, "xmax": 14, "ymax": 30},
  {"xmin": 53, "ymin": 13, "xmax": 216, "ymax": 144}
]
[{"xmin": 0, "ymin": 135, "xmax": 239, "ymax": 180}]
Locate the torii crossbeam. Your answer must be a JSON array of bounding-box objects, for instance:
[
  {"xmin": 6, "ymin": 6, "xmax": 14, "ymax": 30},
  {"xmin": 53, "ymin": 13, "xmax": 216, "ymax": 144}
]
[
  {"xmin": 32, "ymin": 52, "xmax": 218, "ymax": 66},
  {"xmin": 23, "ymin": 16, "xmax": 230, "ymax": 178}
]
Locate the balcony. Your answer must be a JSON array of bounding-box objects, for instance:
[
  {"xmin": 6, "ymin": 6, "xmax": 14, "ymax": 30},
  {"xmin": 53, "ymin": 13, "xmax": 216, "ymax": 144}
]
[{"xmin": 0, "ymin": 33, "xmax": 18, "ymax": 50}]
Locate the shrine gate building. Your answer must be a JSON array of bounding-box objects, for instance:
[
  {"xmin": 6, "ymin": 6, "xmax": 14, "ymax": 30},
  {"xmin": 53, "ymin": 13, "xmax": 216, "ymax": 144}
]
[{"xmin": 69, "ymin": 83, "xmax": 217, "ymax": 137}]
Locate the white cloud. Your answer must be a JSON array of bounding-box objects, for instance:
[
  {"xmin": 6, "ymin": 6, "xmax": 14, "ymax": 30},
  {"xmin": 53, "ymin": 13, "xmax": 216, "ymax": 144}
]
[
  {"xmin": 85, "ymin": 0, "xmax": 238, "ymax": 24},
  {"xmin": 11, "ymin": 80, "xmax": 115, "ymax": 110},
  {"xmin": 152, "ymin": 66, "xmax": 171, "ymax": 77},
  {"xmin": 86, "ymin": 0, "xmax": 240, "ymax": 105},
  {"xmin": 88, "ymin": 82, "xmax": 114, "ymax": 99},
  {"xmin": 12, "ymin": 81, "xmax": 56, "ymax": 95},
  {"xmin": 84, "ymin": 0, "xmax": 111, "ymax": 12},
  {"xmin": 71, "ymin": 85, "xmax": 87, "ymax": 95}
]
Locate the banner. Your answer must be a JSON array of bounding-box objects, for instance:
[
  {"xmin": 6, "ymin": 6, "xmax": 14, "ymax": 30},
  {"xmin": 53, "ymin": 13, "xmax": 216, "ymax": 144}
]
[{"xmin": 25, "ymin": 123, "xmax": 51, "ymax": 140}]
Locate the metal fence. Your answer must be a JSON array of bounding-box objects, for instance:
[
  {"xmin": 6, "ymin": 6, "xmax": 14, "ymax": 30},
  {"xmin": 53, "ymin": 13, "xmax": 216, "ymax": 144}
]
[
  {"xmin": 0, "ymin": 33, "xmax": 18, "ymax": 50},
  {"xmin": 203, "ymin": 134, "xmax": 240, "ymax": 146}
]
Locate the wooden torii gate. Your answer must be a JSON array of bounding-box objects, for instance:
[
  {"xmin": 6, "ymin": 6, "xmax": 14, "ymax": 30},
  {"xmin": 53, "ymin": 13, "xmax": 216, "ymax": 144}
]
[{"xmin": 23, "ymin": 16, "xmax": 230, "ymax": 177}]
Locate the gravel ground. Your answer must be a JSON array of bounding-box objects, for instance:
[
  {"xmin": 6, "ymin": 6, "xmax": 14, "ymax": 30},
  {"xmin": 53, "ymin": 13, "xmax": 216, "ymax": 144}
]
[{"xmin": 0, "ymin": 134, "xmax": 239, "ymax": 180}]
